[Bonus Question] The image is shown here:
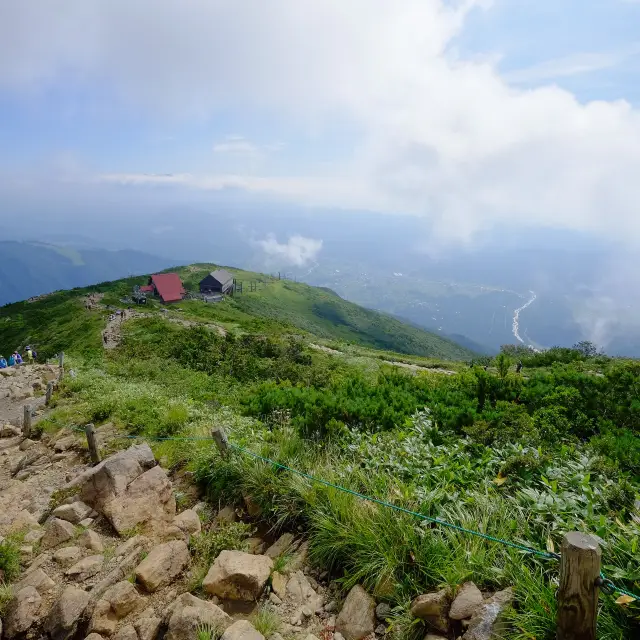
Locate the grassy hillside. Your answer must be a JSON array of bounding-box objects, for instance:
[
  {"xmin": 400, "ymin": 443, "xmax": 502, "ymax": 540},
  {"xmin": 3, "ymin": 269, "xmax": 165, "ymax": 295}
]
[
  {"xmin": 1, "ymin": 265, "xmax": 639, "ymax": 639},
  {"xmin": 0, "ymin": 263, "xmax": 475, "ymax": 361}
]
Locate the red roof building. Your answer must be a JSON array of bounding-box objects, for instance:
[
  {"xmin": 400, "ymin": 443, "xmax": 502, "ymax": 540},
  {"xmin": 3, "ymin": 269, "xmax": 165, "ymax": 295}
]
[{"xmin": 148, "ymin": 273, "xmax": 185, "ymax": 303}]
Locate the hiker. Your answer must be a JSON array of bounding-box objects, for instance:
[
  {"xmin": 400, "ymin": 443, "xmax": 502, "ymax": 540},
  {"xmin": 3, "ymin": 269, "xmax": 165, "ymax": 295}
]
[
  {"xmin": 14, "ymin": 352, "xmax": 23, "ymax": 365},
  {"xmin": 516, "ymin": 361, "xmax": 523, "ymax": 374},
  {"xmin": 24, "ymin": 346, "xmax": 34, "ymax": 363},
  {"xmin": 7, "ymin": 354, "xmax": 15, "ymax": 366},
  {"xmin": 0, "ymin": 356, "xmax": 6, "ymax": 368},
  {"xmin": 103, "ymin": 333, "xmax": 108, "ymax": 345}
]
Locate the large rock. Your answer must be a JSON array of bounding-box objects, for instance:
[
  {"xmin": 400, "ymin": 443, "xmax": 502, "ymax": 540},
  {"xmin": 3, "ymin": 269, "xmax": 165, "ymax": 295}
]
[
  {"xmin": 134, "ymin": 613, "xmax": 162, "ymax": 640},
  {"xmin": 271, "ymin": 571, "xmax": 288, "ymax": 599},
  {"xmin": 4, "ymin": 586, "xmax": 42, "ymax": 638},
  {"xmin": 9, "ymin": 509, "xmax": 41, "ymax": 533},
  {"xmin": 52, "ymin": 501, "xmax": 94, "ymax": 524},
  {"xmin": 44, "ymin": 586, "xmax": 91, "ymax": 640},
  {"xmin": 105, "ymin": 465, "xmax": 175, "ymax": 535},
  {"xmin": 71, "ymin": 443, "xmax": 156, "ymax": 498},
  {"xmin": 265, "ymin": 533, "xmax": 295, "ymax": 559},
  {"xmin": 78, "ymin": 529, "xmax": 104, "ymax": 552},
  {"xmin": 135, "ymin": 540, "xmax": 190, "ymax": 592},
  {"xmin": 221, "ymin": 620, "xmax": 265, "ymax": 640},
  {"xmin": 15, "ymin": 568, "xmax": 55, "ymax": 594},
  {"xmin": 102, "ymin": 580, "xmax": 143, "ymax": 619},
  {"xmin": 41, "ymin": 517, "xmax": 76, "ymax": 549},
  {"xmin": 165, "ymin": 593, "xmax": 232, "ymax": 640},
  {"xmin": 202, "ymin": 550, "xmax": 273, "ymax": 601},
  {"xmin": 173, "ymin": 509, "xmax": 201, "ymax": 535},
  {"xmin": 450, "ymin": 582, "xmax": 483, "ymax": 620},
  {"xmin": 66, "ymin": 554, "xmax": 104, "ymax": 580},
  {"xmin": 335, "ymin": 585, "xmax": 376, "ymax": 640},
  {"xmin": 462, "ymin": 588, "xmax": 513, "ymax": 640},
  {"xmin": 53, "ymin": 546, "xmax": 83, "ymax": 567},
  {"xmin": 89, "ymin": 600, "xmax": 118, "ymax": 636},
  {"xmin": 71, "ymin": 444, "xmax": 174, "ymax": 534},
  {"xmin": 286, "ymin": 571, "xmax": 323, "ymax": 609},
  {"xmin": 410, "ymin": 589, "xmax": 451, "ymax": 633},
  {"xmin": 113, "ymin": 625, "xmax": 138, "ymax": 640}
]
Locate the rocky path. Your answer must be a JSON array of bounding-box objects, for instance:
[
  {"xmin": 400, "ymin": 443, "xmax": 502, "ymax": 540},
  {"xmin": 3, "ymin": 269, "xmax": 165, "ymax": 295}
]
[
  {"xmin": 0, "ymin": 422, "xmax": 355, "ymax": 640},
  {"xmin": 309, "ymin": 344, "xmax": 456, "ymax": 375},
  {"xmin": 100, "ymin": 308, "xmax": 225, "ymax": 351}
]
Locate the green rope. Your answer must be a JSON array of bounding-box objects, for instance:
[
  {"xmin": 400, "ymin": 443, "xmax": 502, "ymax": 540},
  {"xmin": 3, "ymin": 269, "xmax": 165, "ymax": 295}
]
[
  {"xmin": 65, "ymin": 425, "xmax": 640, "ymax": 600},
  {"xmin": 228, "ymin": 441, "xmax": 559, "ymax": 561}
]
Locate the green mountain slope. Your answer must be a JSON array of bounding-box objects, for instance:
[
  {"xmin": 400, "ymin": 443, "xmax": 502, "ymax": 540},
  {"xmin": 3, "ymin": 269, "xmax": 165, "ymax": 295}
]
[{"xmin": 0, "ymin": 264, "xmax": 475, "ymax": 360}]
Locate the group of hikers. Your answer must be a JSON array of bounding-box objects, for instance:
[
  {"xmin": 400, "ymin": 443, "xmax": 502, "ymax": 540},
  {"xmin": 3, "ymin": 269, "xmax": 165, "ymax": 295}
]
[{"xmin": 0, "ymin": 346, "xmax": 36, "ymax": 368}]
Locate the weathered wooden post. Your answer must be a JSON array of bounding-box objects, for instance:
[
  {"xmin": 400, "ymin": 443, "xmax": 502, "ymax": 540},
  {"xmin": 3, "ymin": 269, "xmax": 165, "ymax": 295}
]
[
  {"xmin": 85, "ymin": 423, "xmax": 101, "ymax": 465},
  {"xmin": 211, "ymin": 427, "xmax": 230, "ymax": 458},
  {"xmin": 45, "ymin": 381, "xmax": 54, "ymax": 406},
  {"xmin": 23, "ymin": 404, "xmax": 32, "ymax": 439},
  {"xmin": 557, "ymin": 531, "xmax": 601, "ymax": 640},
  {"xmin": 58, "ymin": 351, "xmax": 65, "ymax": 381}
]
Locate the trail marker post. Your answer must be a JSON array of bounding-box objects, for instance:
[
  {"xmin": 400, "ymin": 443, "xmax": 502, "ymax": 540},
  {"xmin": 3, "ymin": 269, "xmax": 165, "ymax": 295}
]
[
  {"xmin": 58, "ymin": 352, "xmax": 65, "ymax": 381},
  {"xmin": 556, "ymin": 531, "xmax": 601, "ymax": 640},
  {"xmin": 45, "ymin": 381, "xmax": 54, "ymax": 406},
  {"xmin": 23, "ymin": 404, "xmax": 32, "ymax": 439},
  {"xmin": 85, "ymin": 423, "xmax": 101, "ymax": 465},
  {"xmin": 211, "ymin": 427, "xmax": 230, "ymax": 458}
]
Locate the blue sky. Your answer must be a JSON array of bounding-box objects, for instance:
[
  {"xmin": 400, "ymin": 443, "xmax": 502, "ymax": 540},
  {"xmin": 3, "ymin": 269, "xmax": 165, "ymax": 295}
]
[{"xmin": 1, "ymin": 1, "xmax": 640, "ymax": 247}]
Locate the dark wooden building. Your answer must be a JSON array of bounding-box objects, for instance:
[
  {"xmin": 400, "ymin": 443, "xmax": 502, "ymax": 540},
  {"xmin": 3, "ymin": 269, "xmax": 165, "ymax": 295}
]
[{"xmin": 199, "ymin": 269, "xmax": 234, "ymax": 295}]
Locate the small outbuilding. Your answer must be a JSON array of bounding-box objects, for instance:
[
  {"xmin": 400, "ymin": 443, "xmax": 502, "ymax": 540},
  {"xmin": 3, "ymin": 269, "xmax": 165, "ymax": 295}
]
[
  {"xmin": 199, "ymin": 269, "xmax": 234, "ymax": 295},
  {"xmin": 147, "ymin": 273, "xmax": 186, "ymax": 303}
]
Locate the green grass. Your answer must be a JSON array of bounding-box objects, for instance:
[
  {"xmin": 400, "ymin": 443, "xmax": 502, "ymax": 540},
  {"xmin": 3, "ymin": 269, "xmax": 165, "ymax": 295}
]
[
  {"xmin": 2, "ymin": 262, "xmax": 640, "ymax": 640},
  {"xmin": 0, "ymin": 583, "xmax": 14, "ymax": 617},
  {"xmin": 0, "ymin": 537, "xmax": 23, "ymax": 583},
  {"xmin": 252, "ymin": 606, "xmax": 281, "ymax": 637}
]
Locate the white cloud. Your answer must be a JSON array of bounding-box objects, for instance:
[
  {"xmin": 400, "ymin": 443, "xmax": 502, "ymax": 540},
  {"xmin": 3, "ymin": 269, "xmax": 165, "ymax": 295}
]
[
  {"xmin": 2, "ymin": 1, "xmax": 640, "ymax": 247},
  {"xmin": 256, "ymin": 234, "xmax": 323, "ymax": 267}
]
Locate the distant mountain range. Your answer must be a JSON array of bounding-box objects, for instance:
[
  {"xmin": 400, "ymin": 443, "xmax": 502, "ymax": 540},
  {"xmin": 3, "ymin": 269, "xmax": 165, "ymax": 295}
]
[{"xmin": 0, "ymin": 241, "xmax": 173, "ymax": 307}]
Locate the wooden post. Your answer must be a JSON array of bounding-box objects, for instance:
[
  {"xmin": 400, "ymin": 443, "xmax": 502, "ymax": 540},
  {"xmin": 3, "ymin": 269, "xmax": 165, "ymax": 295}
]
[
  {"xmin": 557, "ymin": 531, "xmax": 601, "ymax": 640},
  {"xmin": 85, "ymin": 423, "xmax": 101, "ymax": 465},
  {"xmin": 45, "ymin": 381, "xmax": 54, "ymax": 406},
  {"xmin": 58, "ymin": 351, "xmax": 65, "ymax": 380},
  {"xmin": 211, "ymin": 427, "xmax": 230, "ymax": 458},
  {"xmin": 23, "ymin": 404, "xmax": 32, "ymax": 439}
]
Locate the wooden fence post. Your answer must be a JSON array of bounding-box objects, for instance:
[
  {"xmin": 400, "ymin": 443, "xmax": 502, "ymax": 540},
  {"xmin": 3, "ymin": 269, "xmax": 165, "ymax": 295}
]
[
  {"xmin": 85, "ymin": 423, "xmax": 101, "ymax": 465},
  {"xmin": 557, "ymin": 531, "xmax": 601, "ymax": 640},
  {"xmin": 23, "ymin": 404, "xmax": 32, "ymax": 439},
  {"xmin": 211, "ymin": 427, "xmax": 230, "ymax": 458},
  {"xmin": 45, "ymin": 381, "xmax": 54, "ymax": 406},
  {"xmin": 58, "ymin": 352, "xmax": 65, "ymax": 381}
]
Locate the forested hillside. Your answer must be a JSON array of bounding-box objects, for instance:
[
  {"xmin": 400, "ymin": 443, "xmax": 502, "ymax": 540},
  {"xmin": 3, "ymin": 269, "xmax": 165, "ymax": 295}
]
[{"xmin": 0, "ymin": 266, "xmax": 638, "ymax": 639}]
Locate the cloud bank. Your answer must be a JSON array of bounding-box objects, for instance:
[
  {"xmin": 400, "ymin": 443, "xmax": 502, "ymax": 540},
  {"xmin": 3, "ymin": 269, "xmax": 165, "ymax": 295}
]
[
  {"xmin": 256, "ymin": 234, "xmax": 323, "ymax": 267},
  {"xmin": 1, "ymin": 1, "xmax": 640, "ymax": 247}
]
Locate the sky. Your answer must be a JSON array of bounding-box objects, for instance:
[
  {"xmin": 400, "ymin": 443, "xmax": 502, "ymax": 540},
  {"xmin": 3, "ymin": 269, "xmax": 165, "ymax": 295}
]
[{"xmin": 1, "ymin": 0, "xmax": 640, "ymax": 248}]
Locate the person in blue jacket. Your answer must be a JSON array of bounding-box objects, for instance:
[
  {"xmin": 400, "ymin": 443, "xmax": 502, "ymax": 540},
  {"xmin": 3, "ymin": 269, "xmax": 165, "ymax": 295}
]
[
  {"xmin": 0, "ymin": 356, "xmax": 7, "ymax": 368},
  {"xmin": 7, "ymin": 354, "xmax": 15, "ymax": 366},
  {"xmin": 14, "ymin": 352, "xmax": 23, "ymax": 365}
]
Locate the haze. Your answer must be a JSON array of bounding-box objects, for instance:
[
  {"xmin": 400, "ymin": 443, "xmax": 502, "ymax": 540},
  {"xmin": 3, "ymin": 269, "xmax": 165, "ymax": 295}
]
[{"xmin": 2, "ymin": 1, "xmax": 640, "ymax": 354}]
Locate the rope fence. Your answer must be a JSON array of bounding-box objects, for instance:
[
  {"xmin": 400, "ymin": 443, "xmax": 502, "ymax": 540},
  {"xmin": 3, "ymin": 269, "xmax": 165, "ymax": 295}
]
[{"xmin": 62, "ymin": 423, "xmax": 640, "ymax": 605}]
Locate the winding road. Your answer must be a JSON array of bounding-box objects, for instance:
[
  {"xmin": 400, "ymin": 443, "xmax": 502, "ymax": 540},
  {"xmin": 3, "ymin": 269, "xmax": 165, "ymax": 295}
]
[{"xmin": 512, "ymin": 290, "xmax": 537, "ymax": 349}]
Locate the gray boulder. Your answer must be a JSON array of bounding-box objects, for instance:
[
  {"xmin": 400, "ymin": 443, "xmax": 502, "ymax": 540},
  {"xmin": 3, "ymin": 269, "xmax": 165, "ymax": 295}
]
[
  {"xmin": 44, "ymin": 586, "xmax": 91, "ymax": 640},
  {"xmin": 135, "ymin": 540, "xmax": 190, "ymax": 592},
  {"xmin": 450, "ymin": 582, "xmax": 483, "ymax": 620},
  {"xmin": 335, "ymin": 585, "xmax": 376, "ymax": 640},
  {"xmin": 462, "ymin": 587, "xmax": 513, "ymax": 640},
  {"xmin": 203, "ymin": 550, "xmax": 273, "ymax": 601},
  {"xmin": 221, "ymin": 620, "xmax": 265, "ymax": 640}
]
